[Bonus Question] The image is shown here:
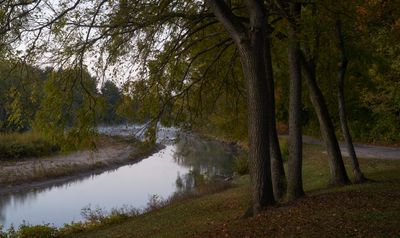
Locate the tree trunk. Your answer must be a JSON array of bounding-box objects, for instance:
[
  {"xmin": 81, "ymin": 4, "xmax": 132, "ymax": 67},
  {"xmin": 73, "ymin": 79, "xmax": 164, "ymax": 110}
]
[
  {"xmin": 206, "ymin": 0, "xmax": 275, "ymax": 214},
  {"xmin": 335, "ymin": 20, "xmax": 365, "ymax": 183},
  {"xmin": 299, "ymin": 52, "xmax": 350, "ymax": 186},
  {"xmin": 240, "ymin": 45, "xmax": 275, "ymax": 212},
  {"xmin": 287, "ymin": 3, "xmax": 304, "ymax": 201},
  {"xmin": 265, "ymin": 31, "xmax": 286, "ymax": 201}
]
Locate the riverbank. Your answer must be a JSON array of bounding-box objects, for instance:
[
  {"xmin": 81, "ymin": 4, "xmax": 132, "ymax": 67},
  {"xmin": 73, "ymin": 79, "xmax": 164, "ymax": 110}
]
[
  {"xmin": 74, "ymin": 144, "xmax": 400, "ymax": 237},
  {"xmin": 0, "ymin": 136, "xmax": 163, "ymax": 195},
  {"xmin": 11, "ymin": 142, "xmax": 396, "ymax": 237}
]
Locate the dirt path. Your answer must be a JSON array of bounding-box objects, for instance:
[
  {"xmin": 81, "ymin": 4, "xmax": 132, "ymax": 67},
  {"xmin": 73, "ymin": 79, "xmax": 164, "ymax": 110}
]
[
  {"xmin": 302, "ymin": 135, "xmax": 400, "ymax": 160},
  {"xmin": 0, "ymin": 136, "xmax": 159, "ymax": 192}
]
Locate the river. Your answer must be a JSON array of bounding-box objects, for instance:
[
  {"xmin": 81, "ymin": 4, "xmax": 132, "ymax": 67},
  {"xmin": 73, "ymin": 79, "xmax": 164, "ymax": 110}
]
[{"xmin": 0, "ymin": 126, "xmax": 236, "ymax": 229}]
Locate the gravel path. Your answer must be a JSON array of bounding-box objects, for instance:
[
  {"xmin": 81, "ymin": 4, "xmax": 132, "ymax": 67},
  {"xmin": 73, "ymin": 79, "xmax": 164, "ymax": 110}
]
[{"xmin": 302, "ymin": 135, "xmax": 400, "ymax": 160}]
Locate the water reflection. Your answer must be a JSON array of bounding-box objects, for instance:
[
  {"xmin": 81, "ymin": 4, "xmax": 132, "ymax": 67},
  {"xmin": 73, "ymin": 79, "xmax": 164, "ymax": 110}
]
[
  {"xmin": 174, "ymin": 134, "xmax": 234, "ymax": 175},
  {"xmin": 0, "ymin": 174, "xmax": 100, "ymax": 226},
  {"xmin": 98, "ymin": 125, "xmax": 179, "ymax": 145},
  {"xmin": 172, "ymin": 134, "xmax": 235, "ymax": 193},
  {"xmin": 0, "ymin": 132, "xmax": 235, "ymax": 229}
]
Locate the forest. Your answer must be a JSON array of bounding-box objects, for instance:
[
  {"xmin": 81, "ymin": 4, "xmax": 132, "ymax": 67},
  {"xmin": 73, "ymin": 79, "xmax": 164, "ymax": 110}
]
[{"xmin": 0, "ymin": 0, "xmax": 399, "ymax": 237}]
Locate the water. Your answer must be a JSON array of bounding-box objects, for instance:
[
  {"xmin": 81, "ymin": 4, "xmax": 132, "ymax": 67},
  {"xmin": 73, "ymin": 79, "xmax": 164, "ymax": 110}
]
[
  {"xmin": 97, "ymin": 124, "xmax": 180, "ymax": 145},
  {"xmin": 0, "ymin": 129, "xmax": 236, "ymax": 229}
]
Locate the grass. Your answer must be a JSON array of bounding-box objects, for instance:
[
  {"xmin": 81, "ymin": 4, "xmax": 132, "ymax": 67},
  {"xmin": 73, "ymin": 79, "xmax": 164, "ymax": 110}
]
[
  {"xmin": 61, "ymin": 180, "xmax": 247, "ymax": 238},
  {"xmin": 0, "ymin": 132, "xmax": 60, "ymax": 160},
  {"xmin": 54, "ymin": 143, "xmax": 400, "ymax": 238}
]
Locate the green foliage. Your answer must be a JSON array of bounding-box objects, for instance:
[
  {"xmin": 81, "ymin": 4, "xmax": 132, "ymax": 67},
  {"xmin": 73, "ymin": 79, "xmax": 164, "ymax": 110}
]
[
  {"xmin": 234, "ymin": 156, "xmax": 249, "ymax": 176},
  {"xmin": 0, "ymin": 224, "xmax": 57, "ymax": 238},
  {"xmin": 0, "ymin": 132, "xmax": 60, "ymax": 160},
  {"xmin": 0, "ymin": 59, "xmax": 119, "ymax": 152},
  {"xmin": 15, "ymin": 224, "xmax": 58, "ymax": 238},
  {"xmin": 114, "ymin": 79, "xmax": 162, "ymax": 126},
  {"xmin": 115, "ymin": 95, "xmax": 139, "ymax": 124},
  {"xmin": 144, "ymin": 123, "xmax": 157, "ymax": 145},
  {"xmin": 3, "ymin": 0, "xmax": 397, "ymax": 145},
  {"xmin": 33, "ymin": 68, "xmax": 99, "ymax": 151},
  {"xmin": 98, "ymin": 81, "xmax": 123, "ymax": 124},
  {"xmin": 0, "ymin": 62, "xmax": 45, "ymax": 132},
  {"xmin": 269, "ymin": 1, "xmax": 400, "ymax": 144}
]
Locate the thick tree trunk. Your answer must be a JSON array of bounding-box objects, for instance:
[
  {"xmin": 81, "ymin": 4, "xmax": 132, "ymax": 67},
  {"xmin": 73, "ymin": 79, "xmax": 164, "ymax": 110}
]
[
  {"xmin": 287, "ymin": 3, "xmax": 304, "ymax": 201},
  {"xmin": 335, "ymin": 20, "xmax": 365, "ymax": 183},
  {"xmin": 265, "ymin": 33, "xmax": 286, "ymax": 201},
  {"xmin": 207, "ymin": 0, "xmax": 275, "ymax": 214},
  {"xmin": 239, "ymin": 2, "xmax": 275, "ymax": 213},
  {"xmin": 239, "ymin": 45, "xmax": 275, "ymax": 212},
  {"xmin": 299, "ymin": 52, "xmax": 350, "ymax": 186}
]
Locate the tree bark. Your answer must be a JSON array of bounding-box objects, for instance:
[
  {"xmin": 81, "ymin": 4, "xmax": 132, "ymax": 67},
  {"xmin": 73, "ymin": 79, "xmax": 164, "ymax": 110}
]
[
  {"xmin": 287, "ymin": 3, "xmax": 304, "ymax": 201},
  {"xmin": 299, "ymin": 51, "xmax": 351, "ymax": 186},
  {"xmin": 265, "ymin": 30, "xmax": 286, "ymax": 201},
  {"xmin": 335, "ymin": 20, "xmax": 365, "ymax": 183},
  {"xmin": 207, "ymin": 0, "xmax": 275, "ymax": 213},
  {"xmin": 240, "ymin": 46, "xmax": 275, "ymax": 212}
]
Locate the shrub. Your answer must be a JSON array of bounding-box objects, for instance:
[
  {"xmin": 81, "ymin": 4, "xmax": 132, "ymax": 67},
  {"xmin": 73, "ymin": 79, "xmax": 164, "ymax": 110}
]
[
  {"xmin": 145, "ymin": 194, "xmax": 167, "ymax": 212},
  {"xmin": 234, "ymin": 156, "xmax": 249, "ymax": 175},
  {"xmin": 0, "ymin": 224, "xmax": 58, "ymax": 238},
  {"xmin": 0, "ymin": 132, "xmax": 60, "ymax": 160},
  {"xmin": 17, "ymin": 224, "xmax": 58, "ymax": 238},
  {"xmin": 79, "ymin": 205, "xmax": 140, "ymax": 226}
]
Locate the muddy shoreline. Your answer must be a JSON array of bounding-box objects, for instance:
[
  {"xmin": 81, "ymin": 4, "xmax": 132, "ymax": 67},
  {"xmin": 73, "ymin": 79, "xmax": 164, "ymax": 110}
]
[{"xmin": 0, "ymin": 139, "xmax": 164, "ymax": 195}]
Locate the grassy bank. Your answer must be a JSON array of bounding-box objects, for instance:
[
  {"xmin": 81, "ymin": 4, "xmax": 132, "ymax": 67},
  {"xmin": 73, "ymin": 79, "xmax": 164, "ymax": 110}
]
[
  {"xmin": 4, "ymin": 143, "xmax": 398, "ymax": 237},
  {"xmin": 0, "ymin": 132, "xmax": 60, "ymax": 160},
  {"xmin": 65, "ymin": 144, "xmax": 400, "ymax": 237}
]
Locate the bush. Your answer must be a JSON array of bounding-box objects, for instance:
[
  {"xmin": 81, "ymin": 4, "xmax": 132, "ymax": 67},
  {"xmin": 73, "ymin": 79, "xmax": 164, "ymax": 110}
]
[
  {"xmin": 0, "ymin": 132, "xmax": 60, "ymax": 160},
  {"xmin": 0, "ymin": 224, "xmax": 57, "ymax": 238},
  {"xmin": 145, "ymin": 194, "xmax": 167, "ymax": 212},
  {"xmin": 234, "ymin": 156, "xmax": 249, "ymax": 175},
  {"xmin": 17, "ymin": 224, "xmax": 58, "ymax": 238}
]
